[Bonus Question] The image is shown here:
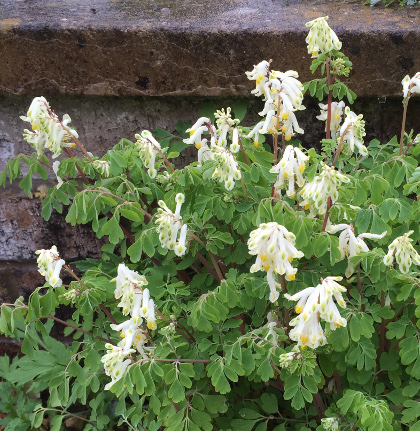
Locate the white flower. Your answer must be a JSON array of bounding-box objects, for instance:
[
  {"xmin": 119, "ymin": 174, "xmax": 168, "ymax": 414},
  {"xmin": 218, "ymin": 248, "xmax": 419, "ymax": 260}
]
[
  {"xmin": 317, "ymin": 101, "xmax": 345, "ymax": 141},
  {"xmin": 114, "ymin": 263, "xmax": 148, "ymax": 318},
  {"xmin": 184, "ymin": 117, "xmax": 211, "ymax": 148},
  {"xmin": 270, "ymin": 145, "xmax": 309, "ymax": 197},
  {"xmin": 21, "ymin": 97, "xmax": 78, "ymax": 158},
  {"xmin": 402, "ymin": 72, "xmax": 420, "ymax": 99},
  {"xmin": 35, "ymin": 245, "xmax": 65, "ymax": 287},
  {"xmin": 92, "ymin": 160, "xmax": 111, "ymax": 177},
  {"xmin": 134, "ymin": 130, "xmax": 162, "ymax": 178},
  {"xmin": 52, "ymin": 161, "xmax": 64, "ymax": 189},
  {"xmin": 321, "ymin": 417, "xmax": 339, "ymax": 431},
  {"xmin": 211, "ymin": 145, "xmax": 241, "ymax": 191},
  {"xmin": 214, "ymin": 108, "xmax": 240, "ymax": 148},
  {"xmin": 384, "ymin": 230, "xmax": 420, "ymax": 273},
  {"xmin": 196, "ymin": 140, "xmax": 214, "ymax": 166},
  {"xmin": 155, "ymin": 193, "xmax": 188, "ymax": 256},
  {"xmin": 339, "ymin": 107, "xmax": 367, "ymax": 156},
  {"xmin": 286, "ymin": 277, "xmax": 347, "ymax": 348},
  {"xmin": 306, "ymin": 17, "xmax": 342, "ymax": 58},
  {"xmin": 248, "ymin": 222, "xmax": 304, "ymax": 302},
  {"xmin": 326, "ymin": 224, "xmax": 386, "ymax": 277},
  {"xmin": 101, "ymin": 343, "xmax": 133, "ymax": 390},
  {"xmin": 245, "ymin": 60, "xmax": 271, "ymax": 99},
  {"xmin": 299, "ymin": 163, "xmax": 350, "ymax": 215},
  {"xmin": 279, "ymin": 347, "xmax": 302, "ymax": 369}
]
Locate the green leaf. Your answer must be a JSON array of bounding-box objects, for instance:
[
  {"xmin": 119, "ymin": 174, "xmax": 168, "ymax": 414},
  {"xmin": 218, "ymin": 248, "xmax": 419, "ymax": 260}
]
[
  {"xmin": 102, "ymin": 217, "xmax": 124, "ymax": 244},
  {"xmin": 127, "ymin": 237, "xmax": 143, "ymax": 263},
  {"xmin": 168, "ymin": 378, "xmax": 185, "ymax": 403}
]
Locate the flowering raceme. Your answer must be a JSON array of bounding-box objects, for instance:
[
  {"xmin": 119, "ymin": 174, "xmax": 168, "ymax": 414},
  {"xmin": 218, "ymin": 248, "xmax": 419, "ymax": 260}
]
[
  {"xmin": 248, "ymin": 222, "xmax": 304, "ymax": 302},
  {"xmin": 327, "ymin": 224, "xmax": 386, "ymax": 277},
  {"xmin": 135, "ymin": 130, "xmax": 162, "ymax": 178},
  {"xmin": 21, "ymin": 97, "xmax": 78, "ymax": 158},
  {"xmin": 92, "ymin": 160, "xmax": 111, "ymax": 177},
  {"xmin": 35, "ymin": 245, "xmax": 65, "ymax": 288},
  {"xmin": 101, "ymin": 343, "xmax": 134, "ymax": 390},
  {"xmin": 305, "ymin": 16, "xmax": 342, "ymax": 58},
  {"xmin": 317, "ymin": 101, "xmax": 345, "ymax": 141},
  {"xmin": 285, "ymin": 277, "xmax": 347, "ymax": 349},
  {"xmin": 402, "ymin": 72, "xmax": 420, "ymax": 99},
  {"xmin": 155, "ymin": 193, "xmax": 188, "ymax": 256},
  {"xmin": 383, "ymin": 231, "xmax": 420, "ymax": 273},
  {"xmin": 270, "ymin": 145, "xmax": 309, "ymax": 197},
  {"xmin": 339, "ymin": 107, "xmax": 367, "ymax": 156},
  {"xmin": 211, "ymin": 145, "xmax": 242, "ymax": 191},
  {"xmin": 299, "ymin": 163, "xmax": 350, "ymax": 215}
]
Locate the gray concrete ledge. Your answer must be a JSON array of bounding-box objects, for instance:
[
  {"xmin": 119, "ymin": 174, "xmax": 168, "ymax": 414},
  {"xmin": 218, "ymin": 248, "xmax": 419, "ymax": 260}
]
[{"xmin": 0, "ymin": 0, "xmax": 420, "ymax": 98}]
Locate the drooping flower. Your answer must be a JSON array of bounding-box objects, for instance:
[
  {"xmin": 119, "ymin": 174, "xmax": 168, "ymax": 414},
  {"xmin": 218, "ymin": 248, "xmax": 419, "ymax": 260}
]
[
  {"xmin": 196, "ymin": 140, "xmax": 214, "ymax": 166},
  {"xmin": 35, "ymin": 245, "xmax": 65, "ymax": 288},
  {"xmin": 383, "ymin": 231, "xmax": 420, "ymax": 273},
  {"xmin": 114, "ymin": 263, "xmax": 148, "ymax": 317},
  {"xmin": 270, "ymin": 145, "xmax": 309, "ymax": 197},
  {"xmin": 321, "ymin": 417, "xmax": 339, "ymax": 431},
  {"xmin": 21, "ymin": 97, "xmax": 78, "ymax": 158},
  {"xmin": 155, "ymin": 193, "xmax": 188, "ymax": 256},
  {"xmin": 245, "ymin": 60, "xmax": 271, "ymax": 100},
  {"xmin": 214, "ymin": 108, "xmax": 240, "ymax": 149},
  {"xmin": 184, "ymin": 117, "xmax": 211, "ymax": 148},
  {"xmin": 134, "ymin": 130, "xmax": 162, "ymax": 178},
  {"xmin": 305, "ymin": 16, "xmax": 342, "ymax": 58},
  {"xmin": 285, "ymin": 277, "xmax": 347, "ymax": 349},
  {"xmin": 101, "ymin": 343, "xmax": 133, "ymax": 390},
  {"xmin": 339, "ymin": 107, "xmax": 367, "ymax": 156},
  {"xmin": 326, "ymin": 224, "xmax": 386, "ymax": 277},
  {"xmin": 52, "ymin": 161, "xmax": 64, "ymax": 189},
  {"xmin": 402, "ymin": 72, "xmax": 420, "ymax": 99},
  {"xmin": 299, "ymin": 163, "xmax": 350, "ymax": 215},
  {"xmin": 317, "ymin": 101, "xmax": 345, "ymax": 141},
  {"xmin": 248, "ymin": 222, "xmax": 304, "ymax": 302},
  {"xmin": 92, "ymin": 160, "xmax": 111, "ymax": 177},
  {"xmin": 211, "ymin": 145, "xmax": 242, "ymax": 191}
]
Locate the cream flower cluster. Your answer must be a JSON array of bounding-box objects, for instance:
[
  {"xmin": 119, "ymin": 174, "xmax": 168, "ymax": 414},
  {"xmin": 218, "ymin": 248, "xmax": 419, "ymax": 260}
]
[
  {"xmin": 101, "ymin": 343, "xmax": 133, "ymax": 390},
  {"xmin": 21, "ymin": 97, "xmax": 78, "ymax": 158},
  {"xmin": 383, "ymin": 231, "xmax": 420, "ymax": 273},
  {"xmin": 317, "ymin": 101, "xmax": 345, "ymax": 141},
  {"xmin": 339, "ymin": 107, "xmax": 367, "ymax": 156},
  {"xmin": 115, "ymin": 263, "xmax": 156, "ymax": 328},
  {"xmin": 321, "ymin": 417, "xmax": 339, "ymax": 431},
  {"xmin": 155, "ymin": 193, "xmax": 188, "ymax": 256},
  {"xmin": 134, "ymin": 130, "xmax": 162, "ymax": 178},
  {"xmin": 279, "ymin": 347, "xmax": 302, "ymax": 369},
  {"xmin": 305, "ymin": 16, "xmax": 342, "ymax": 58},
  {"xmin": 183, "ymin": 114, "xmax": 243, "ymax": 190},
  {"xmin": 246, "ymin": 61, "xmax": 305, "ymax": 143},
  {"xmin": 211, "ymin": 145, "xmax": 242, "ymax": 191},
  {"xmin": 270, "ymin": 145, "xmax": 309, "ymax": 197},
  {"xmin": 248, "ymin": 222, "xmax": 304, "ymax": 302},
  {"xmin": 285, "ymin": 277, "xmax": 347, "ymax": 349},
  {"xmin": 299, "ymin": 163, "xmax": 350, "ymax": 215},
  {"xmin": 35, "ymin": 245, "xmax": 65, "ymax": 288},
  {"xmin": 327, "ymin": 224, "xmax": 386, "ymax": 277},
  {"xmin": 92, "ymin": 160, "xmax": 111, "ymax": 177},
  {"xmin": 402, "ymin": 72, "xmax": 420, "ymax": 99}
]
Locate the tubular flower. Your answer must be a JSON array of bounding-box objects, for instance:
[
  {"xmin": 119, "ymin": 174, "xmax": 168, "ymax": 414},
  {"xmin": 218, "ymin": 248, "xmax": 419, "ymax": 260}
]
[
  {"xmin": 214, "ymin": 108, "xmax": 240, "ymax": 149},
  {"xmin": 285, "ymin": 277, "xmax": 347, "ymax": 349},
  {"xmin": 101, "ymin": 343, "xmax": 133, "ymax": 390},
  {"xmin": 245, "ymin": 60, "xmax": 271, "ymax": 99},
  {"xmin": 402, "ymin": 72, "xmax": 420, "ymax": 99},
  {"xmin": 299, "ymin": 163, "xmax": 350, "ymax": 215},
  {"xmin": 134, "ymin": 130, "xmax": 162, "ymax": 178},
  {"xmin": 21, "ymin": 97, "xmax": 78, "ymax": 158},
  {"xmin": 339, "ymin": 107, "xmax": 367, "ymax": 156},
  {"xmin": 248, "ymin": 222, "xmax": 304, "ymax": 302},
  {"xmin": 114, "ymin": 263, "xmax": 148, "ymax": 318},
  {"xmin": 270, "ymin": 145, "xmax": 309, "ymax": 197},
  {"xmin": 155, "ymin": 193, "xmax": 188, "ymax": 256},
  {"xmin": 305, "ymin": 16, "xmax": 342, "ymax": 58},
  {"xmin": 197, "ymin": 139, "xmax": 214, "ymax": 165},
  {"xmin": 326, "ymin": 224, "xmax": 386, "ymax": 277},
  {"xmin": 211, "ymin": 145, "xmax": 241, "ymax": 191},
  {"xmin": 35, "ymin": 246, "xmax": 65, "ymax": 288},
  {"xmin": 383, "ymin": 231, "xmax": 420, "ymax": 273},
  {"xmin": 110, "ymin": 319, "xmax": 146, "ymax": 354},
  {"xmin": 52, "ymin": 161, "xmax": 64, "ymax": 189},
  {"xmin": 184, "ymin": 117, "xmax": 211, "ymax": 147},
  {"xmin": 92, "ymin": 160, "xmax": 111, "ymax": 177},
  {"xmin": 321, "ymin": 418, "xmax": 339, "ymax": 431},
  {"xmin": 317, "ymin": 101, "xmax": 345, "ymax": 141}
]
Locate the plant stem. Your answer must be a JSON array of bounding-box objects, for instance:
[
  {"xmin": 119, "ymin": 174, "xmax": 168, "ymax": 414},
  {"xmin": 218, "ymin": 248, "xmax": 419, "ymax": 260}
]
[
  {"xmin": 155, "ymin": 147, "xmax": 175, "ymax": 173},
  {"xmin": 63, "ymin": 148, "xmax": 90, "ymax": 184},
  {"xmin": 356, "ymin": 263, "xmax": 365, "ymax": 312},
  {"xmin": 399, "ymin": 98, "xmax": 409, "ymax": 156},
  {"xmin": 240, "ymin": 176, "xmax": 248, "ymax": 200},
  {"xmin": 238, "ymin": 137, "xmax": 250, "ymax": 166},
  {"xmin": 380, "ymin": 291, "xmax": 386, "ymax": 355},
  {"xmin": 280, "ymin": 275, "xmax": 290, "ymax": 329}
]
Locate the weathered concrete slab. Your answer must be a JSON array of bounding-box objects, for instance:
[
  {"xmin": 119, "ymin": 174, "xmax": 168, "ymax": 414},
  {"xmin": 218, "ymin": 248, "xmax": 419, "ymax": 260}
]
[{"xmin": 0, "ymin": 0, "xmax": 419, "ymax": 98}]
